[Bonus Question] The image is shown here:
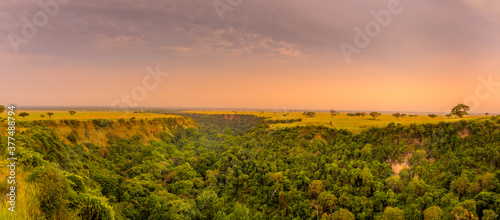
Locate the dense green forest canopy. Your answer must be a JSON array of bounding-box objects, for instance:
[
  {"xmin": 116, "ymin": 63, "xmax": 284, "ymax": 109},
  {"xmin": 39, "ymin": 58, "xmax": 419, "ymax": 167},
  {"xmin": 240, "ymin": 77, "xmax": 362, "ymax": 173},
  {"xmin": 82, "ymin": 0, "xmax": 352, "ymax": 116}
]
[{"xmin": 1, "ymin": 115, "xmax": 500, "ymax": 219}]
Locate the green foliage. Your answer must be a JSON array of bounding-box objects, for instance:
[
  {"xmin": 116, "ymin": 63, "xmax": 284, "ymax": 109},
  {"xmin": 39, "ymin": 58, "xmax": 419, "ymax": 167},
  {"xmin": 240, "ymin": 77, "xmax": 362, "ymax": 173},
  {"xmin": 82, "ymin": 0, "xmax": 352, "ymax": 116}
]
[
  {"xmin": 19, "ymin": 112, "xmax": 30, "ymax": 119},
  {"xmin": 230, "ymin": 202, "xmax": 250, "ymax": 220},
  {"xmin": 482, "ymin": 209, "xmax": 498, "ymax": 220},
  {"xmin": 28, "ymin": 165, "xmax": 75, "ymax": 219},
  {"xmin": 331, "ymin": 208, "xmax": 355, "ymax": 220},
  {"xmin": 392, "ymin": 113, "xmax": 401, "ymax": 119},
  {"xmin": 70, "ymin": 193, "xmax": 115, "ymax": 220},
  {"xmin": 304, "ymin": 112, "xmax": 316, "ymax": 117},
  {"xmin": 381, "ymin": 207, "xmax": 404, "ymax": 220},
  {"xmin": 423, "ymin": 206, "xmax": 442, "ymax": 220},
  {"xmin": 92, "ymin": 119, "xmax": 114, "ymax": 129},
  {"xmin": 5, "ymin": 114, "xmax": 500, "ymax": 219},
  {"xmin": 451, "ymin": 103, "xmax": 470, "ymax": 118}
]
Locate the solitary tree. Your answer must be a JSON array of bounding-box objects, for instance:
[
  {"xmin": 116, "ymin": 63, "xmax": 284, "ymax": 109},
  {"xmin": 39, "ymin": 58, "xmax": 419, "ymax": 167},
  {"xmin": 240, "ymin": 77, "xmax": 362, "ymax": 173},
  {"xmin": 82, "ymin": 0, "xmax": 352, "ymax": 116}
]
[
  {"xmin": 40, "ymin": 114, "xmax": 45, "ymax": 119},
  {"xmin": 428, "ymin": 114, "xmax": 437, "ymax": 119},
  {"xmin": 68, "ymin": 110, "xmax": 76, "ymax": 116},
  {"xmin": 486, "ymin": 112, "xmax": 489, "ymax": 116},
  {"xmin": 19, "ymin": 112, "xmax": 29, "ymax": 119},
  {"xmin": 370, "ymin": 112, "xmax": 381, "ymax": 120},
  {"xmin": 445, "ymin": 114, "xmax": 452, "ymax": 119},
  {"xmin": 330, "ymin": 110, "xmax": 338, "ymax": 117},
  {"xmin": 451, "ymin": 104, "xmax": 470, "ymax": 118},
  {"xmin": 0, "ymin": 105, "xmax": 5, "ymax": 114},
  {"xmin": 47, "ymin": 112, "xmax": 54, "ymax": 118},
  {"xmin": 392, "ymin": 113, "xmax": 401, "ymax": 120}
]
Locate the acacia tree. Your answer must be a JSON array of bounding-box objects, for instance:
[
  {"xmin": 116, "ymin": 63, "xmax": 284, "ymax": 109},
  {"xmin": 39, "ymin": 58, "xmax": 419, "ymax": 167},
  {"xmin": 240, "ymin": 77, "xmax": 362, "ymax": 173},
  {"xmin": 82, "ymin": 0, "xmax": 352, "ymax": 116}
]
[
  {"xmin": 47, "ymin": 112, "xmax": 54, "ymax": 118},
  {"xmin": 19, "ymin": 112, "xmax": 29, "ymax": 119},
  {"xmin": 69, "ymin": 111, "xmax": 76, "ymax": 116},
  {"xmin": 41, "ymin": 114, "xmax": 45, "ymax": 119},
  {"xmin": 330, "ymin": 110, "xmax": 338, "ymax": 117},
  {"xmin": 428, "ymin": 114, "xmax": 437, "ymax": 119},
  {"xmin": 370, "ymin": 112, "xmax": 381, "ymax": 120},
  {"xmin": 392, "ymin": 113, "xmax": 401, "ymax": 120},
  {"xmin": 451, "ymin": 104, "xmax": 470, "ymax": 118},
  {"xmin": 445, "ymin": 114, "xmax": 452, "ymax": 119}
]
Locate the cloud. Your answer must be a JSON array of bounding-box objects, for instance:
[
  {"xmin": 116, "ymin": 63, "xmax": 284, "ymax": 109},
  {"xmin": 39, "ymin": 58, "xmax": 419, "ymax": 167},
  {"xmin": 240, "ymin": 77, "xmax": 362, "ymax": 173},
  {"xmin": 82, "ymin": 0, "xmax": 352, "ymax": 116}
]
[{"xmin": 1, "ymin": 0, "xmax": 500, "ymax": 66}]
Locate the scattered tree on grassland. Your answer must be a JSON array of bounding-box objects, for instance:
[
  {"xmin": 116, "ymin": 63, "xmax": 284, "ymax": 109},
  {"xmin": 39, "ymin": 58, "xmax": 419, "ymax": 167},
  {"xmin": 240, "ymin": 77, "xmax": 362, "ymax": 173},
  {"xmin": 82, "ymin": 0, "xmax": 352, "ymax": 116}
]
[
  {"xmin": 19, "ymin": 112, "xmax": 29, "ymax": 119},
  {"xmin": 370, "ymin": 112, "xmax": 381, "ymax": 120},
  {"xmin": 392, "ymin": 113, "xmax": 401, "ymax": 120},
  {"xmin": 451, "ymin": 104, "xmax": 470, "ymax": 118},
  {"xmin": 330, "ymin": 110, "xmax": 338, "ymax": 117}
]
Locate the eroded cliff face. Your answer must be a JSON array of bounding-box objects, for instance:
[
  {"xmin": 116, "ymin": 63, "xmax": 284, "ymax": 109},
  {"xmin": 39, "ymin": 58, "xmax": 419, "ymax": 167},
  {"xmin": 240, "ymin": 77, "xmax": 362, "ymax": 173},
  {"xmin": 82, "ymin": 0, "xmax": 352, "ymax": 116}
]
[{"xmin": 13, "ymin": 116, "xmax": 196, "ymax": 147}]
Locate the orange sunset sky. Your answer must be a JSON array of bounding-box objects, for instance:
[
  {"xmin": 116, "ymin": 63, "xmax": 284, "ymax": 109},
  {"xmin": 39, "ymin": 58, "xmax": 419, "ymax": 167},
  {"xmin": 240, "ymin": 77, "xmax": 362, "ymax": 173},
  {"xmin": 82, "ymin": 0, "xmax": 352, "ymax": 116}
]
[{"xmin": 1, "ymin": 0, "xmax": 500, "ymax": 113}]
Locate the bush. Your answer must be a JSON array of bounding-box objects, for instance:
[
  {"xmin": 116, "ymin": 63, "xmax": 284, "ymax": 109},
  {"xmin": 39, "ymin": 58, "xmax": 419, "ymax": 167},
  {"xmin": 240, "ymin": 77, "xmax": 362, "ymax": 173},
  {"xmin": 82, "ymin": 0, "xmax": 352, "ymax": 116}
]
[
  {"xmin": 70, "ymin": 193, "xmax": 115, "ymax": 220},
  {"xmin": 28, "ymin": 165, "xmax": 75, "ymax": 219}
]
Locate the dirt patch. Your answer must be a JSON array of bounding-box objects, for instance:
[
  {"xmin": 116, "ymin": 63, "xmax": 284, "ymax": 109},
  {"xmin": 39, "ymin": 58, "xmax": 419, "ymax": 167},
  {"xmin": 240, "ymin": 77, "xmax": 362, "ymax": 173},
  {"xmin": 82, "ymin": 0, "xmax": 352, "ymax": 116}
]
[
  {"xmin": 458, "ymin": 126, "xmax": 469, "ymax": 138},
  {"xmin": 388, "ymin": 153, "xmax": 413, "ymax": 175},
  {"xmin": 391, "ymin": 163, "xmax": 409, "ymax": 175},
  {"xmin": 411, "ymin": 138, "xmax": 422, "ymax": 146}
]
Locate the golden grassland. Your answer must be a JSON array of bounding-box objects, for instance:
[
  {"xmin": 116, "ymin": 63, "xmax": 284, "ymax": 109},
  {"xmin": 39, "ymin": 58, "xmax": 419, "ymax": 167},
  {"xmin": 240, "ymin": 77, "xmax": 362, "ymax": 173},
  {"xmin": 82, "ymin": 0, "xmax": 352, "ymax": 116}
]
[
  {"xmin": 0, "ymin": 111, "xmax": 194, "ymax": 146},
  {"xmin": 0, "ymin": 109, "xmax": 492, "ymax": 134},
  {"xmin": 0, "ymin": 161, "xmax": 42, "ymax": 220},
  {"xmin": 181, "ymin": 110, "xmax": 491, "ymax": 133},
  {"xmin": 5, "ymin": 110, "xmax": 178, "ymax": 121}
]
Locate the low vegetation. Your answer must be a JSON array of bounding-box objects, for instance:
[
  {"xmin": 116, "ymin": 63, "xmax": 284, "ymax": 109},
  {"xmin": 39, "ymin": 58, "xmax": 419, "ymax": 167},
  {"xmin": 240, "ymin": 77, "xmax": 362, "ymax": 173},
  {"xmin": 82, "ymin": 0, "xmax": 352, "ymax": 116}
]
[{"xmin": 0, "ymin": 108, "xmax": 499, "ymax": 219}]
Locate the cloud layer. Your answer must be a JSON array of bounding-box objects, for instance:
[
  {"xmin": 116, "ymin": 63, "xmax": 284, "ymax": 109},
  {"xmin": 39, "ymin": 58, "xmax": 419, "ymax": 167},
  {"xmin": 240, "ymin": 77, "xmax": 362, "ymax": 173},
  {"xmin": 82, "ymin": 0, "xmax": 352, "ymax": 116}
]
[{"xmin": 1, "ymin": 0, "xmax": 500, "ymax": 112}]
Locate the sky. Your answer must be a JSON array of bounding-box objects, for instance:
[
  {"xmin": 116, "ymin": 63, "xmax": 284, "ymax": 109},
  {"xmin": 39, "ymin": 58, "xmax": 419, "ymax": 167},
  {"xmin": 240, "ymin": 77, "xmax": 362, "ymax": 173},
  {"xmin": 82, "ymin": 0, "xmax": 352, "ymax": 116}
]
[{"xmin": 1, "ymin": 0, "xmax": 500, "ymax": 113}]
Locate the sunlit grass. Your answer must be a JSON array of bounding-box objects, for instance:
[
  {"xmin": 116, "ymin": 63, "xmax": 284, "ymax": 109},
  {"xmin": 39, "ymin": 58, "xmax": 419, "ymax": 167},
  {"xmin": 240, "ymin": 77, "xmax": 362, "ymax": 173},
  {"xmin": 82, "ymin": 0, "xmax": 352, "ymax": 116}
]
[{"xmin": 0, "ymin": 162, "xmax": 43, "ymax": 220}]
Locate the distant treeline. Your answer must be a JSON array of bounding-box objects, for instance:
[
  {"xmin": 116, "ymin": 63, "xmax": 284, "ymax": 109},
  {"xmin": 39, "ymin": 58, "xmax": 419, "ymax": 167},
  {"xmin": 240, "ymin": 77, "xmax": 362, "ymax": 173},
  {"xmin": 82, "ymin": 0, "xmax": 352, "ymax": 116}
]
[
  {"xmin": 267, "ymin": 118, "xmax": 302, "ymax": 124},
  {"xmin": 172, "ymin": 113, "xmax": 265, "ymax": 136}
]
